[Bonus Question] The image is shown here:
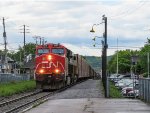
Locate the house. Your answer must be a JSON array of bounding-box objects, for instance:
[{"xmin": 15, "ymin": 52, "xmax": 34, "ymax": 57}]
[
  {"xmin": 0, "ymin": 55, "xmax": 19, "ymax": 74},
  {"xmin": 22, "ymin": 54, "xmax": 35, "ymax": 78}
]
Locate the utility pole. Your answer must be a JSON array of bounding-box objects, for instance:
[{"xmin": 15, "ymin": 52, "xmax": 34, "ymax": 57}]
[
  {"xmin": 102, "ymin": 15, "xmax": 108, "ymax": 97},
  {"xmin": 148, "ymin": 52, "xmax": 149, "ymax": 78},
  {"xmin": 33, "ymin": 36, "xmax": 44, "ymax": 45},
  {"xmin": 42, "ymin": 37, "xmax": 45, "ymax": 45},
  {"xmin": 117, "ymin": 38, "xmax": 118, "ymax": 75},
  {"xmin": 39, "ymin": 37, "xmax": 41, "ymax": 45},
  {"xmin": 33, "ymin": 36, "xmax": 38, "ymax": 46},
  {"xmin": 101, "ymin": 39, "xmax": 104, "ymax": 85},
  {"xmin": 2, "ymin": 17, "xmax": 8, "ymax": 73},
  {"xmin": 23, "ymin": 25, "xmax": 25, "ymax": 47},
  {"xmin": 20, "ymin": 25, "xmax": 29, "ymax": 62},
  {"xmin": 3, "ymin": 17, "xmax": 7, "ymax": 52}
]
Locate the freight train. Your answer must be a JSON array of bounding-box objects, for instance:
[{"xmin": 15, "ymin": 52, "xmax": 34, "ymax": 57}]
[{"xmin": 34, "ymin": 43, "xmax": 96, "ymax": 90}]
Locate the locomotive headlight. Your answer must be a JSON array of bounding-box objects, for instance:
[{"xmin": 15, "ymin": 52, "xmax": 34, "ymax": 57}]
[
  {"xmin": 55, "ymin": 69, "xmax": 60, "ymax": 74},
  {"xmin": 48, "ymin": 55, "xmax": 52, "ymax": 61},
  {"xmin": 39, "ymin": 69, "xmax": 44, "ymax": 74}
]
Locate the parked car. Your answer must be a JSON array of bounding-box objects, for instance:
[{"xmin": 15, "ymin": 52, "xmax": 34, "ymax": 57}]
[
  {"xmin": 121, "ymin": 83, "xmax": 139, "ymax": 97},
  {"xmin": 113, "ymin": 74, "xmax": 127, "ymax": 83},
  {"xmin": 109, "ymin": 74, "xmax": 119, "ymax": 81},
  {"xmin": 121, "ymin": 86, "xmax": 133, "ymax": 96},
  {"xmin": 127, "ymin": 90, "xmax": 139, "ymax": 98},
  {"xmin": 115, "ymin": 79, "xmax": 133, "ymax": 89},
  {"xmin": 109, "ymin": 74, "xmax": 125, "ymax": 83}
]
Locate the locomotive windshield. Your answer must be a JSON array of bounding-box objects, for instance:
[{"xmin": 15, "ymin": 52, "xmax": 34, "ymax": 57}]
[
  {"xmin": 52, "ymin": 48, "xmax": 64, "ymax": 55},
  {"xmin": 38, "ymin": 48, "xmax": 49, "ymax": 55}
]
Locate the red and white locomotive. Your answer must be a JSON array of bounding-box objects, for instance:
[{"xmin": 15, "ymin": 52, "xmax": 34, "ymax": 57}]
[{"xmin": 34, "ymin": 43, "xmax": 96, "ymax": 89}]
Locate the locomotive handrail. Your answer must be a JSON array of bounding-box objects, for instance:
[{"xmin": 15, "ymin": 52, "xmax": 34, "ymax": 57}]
[{"xmin": 34, "ymin": 62, "xmax": 43, "ymax": 79}]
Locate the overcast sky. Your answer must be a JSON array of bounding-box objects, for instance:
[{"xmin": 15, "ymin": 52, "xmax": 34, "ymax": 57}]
[{"xmin": 0, "ymin": 0, "xmax": 150, "ymax": 56}]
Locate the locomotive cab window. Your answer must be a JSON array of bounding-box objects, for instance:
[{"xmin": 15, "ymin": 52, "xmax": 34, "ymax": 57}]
[
  {"xmin": 38, "ymin": 48, "xmax": 49, "ymax": 55},
  {"xmin": 52, "ymin": 48, "xmax": 64, "ymax": 55}
]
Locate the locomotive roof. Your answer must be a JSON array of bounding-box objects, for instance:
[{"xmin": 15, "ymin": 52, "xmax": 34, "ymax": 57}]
[
  {"xmin": 36, "ymin": 43, "xmax": 74, "ymax": 54},
  {"xmin": 36, "ymin": 43, "xmax": 66, "ymax": 48}
]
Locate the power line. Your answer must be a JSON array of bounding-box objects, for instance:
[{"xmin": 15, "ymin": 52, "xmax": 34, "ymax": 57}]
[
  {"xmin": 19, "ymin": 25, "xmax": 30, "ymax": 47},
  {"xmin": 19, "ymin": 25, "xmax": 30, "ymax": 61},
  {"xmin": 110, "ymin": 1, "xmax": 146, "ymax": 20},
  {"xmin": 88, "ymin": 45, "xmax": 142, "ymax": 49},
  {"xmin": 109, "ymin": 46, "xmax": 141, "ymax": 48},
  {"xmin": 110, "ymin": 1, "xmax": 145, "ymax": 19}
]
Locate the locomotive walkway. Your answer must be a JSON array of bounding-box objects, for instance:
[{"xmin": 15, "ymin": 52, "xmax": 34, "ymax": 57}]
[{"xmin": 25, "ymin": 79, "xmax": 150, "ymax": 113}]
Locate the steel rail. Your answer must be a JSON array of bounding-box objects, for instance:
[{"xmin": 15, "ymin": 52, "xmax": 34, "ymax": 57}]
[
  {"xmin": 0, "ymin": 90, "xmax": 42, "ymax": 107},
  {"xmin": 4, "ymin": 92, "xmax": 54, "ymax": 113}
]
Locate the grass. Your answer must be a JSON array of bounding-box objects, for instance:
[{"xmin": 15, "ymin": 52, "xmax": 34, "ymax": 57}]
[
  {"xmin": 109, "ymin": 81, "xmax": 123, "ymax": 98},
  {"xmin": 0, "ymin": 80, "xmax": 36, "ymax": 97}
]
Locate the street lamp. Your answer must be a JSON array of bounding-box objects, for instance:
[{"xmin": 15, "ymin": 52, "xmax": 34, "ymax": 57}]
[
  {"xmin": 92, "ymin": 36, "xmax": 104, "ymax": 47},
  {"xmin": 92, "ymin": 36, "xmax": 104, "ymax": 41},
  {"xmin": 90, "ymin": 15, "xmax": 108, "ymax": 97},
  {"xmin": 90, "ymin": 22, "xmax": 104, "ymax": 33},
  {"xmin": 93, "ymin": 43, "xmax": 101, "ymax": 47},
  {"xmin": 90, "ymin": 25, "xmax": 95, "ymax": 33}
]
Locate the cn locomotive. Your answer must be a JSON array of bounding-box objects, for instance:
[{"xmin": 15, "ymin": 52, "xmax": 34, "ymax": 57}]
[{"xmin": 34, "ymin": 43, "xmax": 96, "ymax": 89}]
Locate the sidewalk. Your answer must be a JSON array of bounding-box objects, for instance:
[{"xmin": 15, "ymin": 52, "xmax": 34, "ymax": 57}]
[{"xmin": 26, "ymin": 98, "xmax": 150, "ymax": 113}]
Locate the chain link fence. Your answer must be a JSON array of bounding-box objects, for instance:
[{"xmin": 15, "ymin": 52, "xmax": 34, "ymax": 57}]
[
  {"xmin": 139, "ymin": 78, "xmax": 150, "ymax": 103},
  {"xmin": 0, "ymin": 73, "xmax": 30, "ymax": 84}
]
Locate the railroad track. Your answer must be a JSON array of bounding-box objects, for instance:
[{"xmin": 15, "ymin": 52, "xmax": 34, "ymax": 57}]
[
  {"xmin": 0, "ymin": 90, "xmax": 42, "ymax": 107},
  {"xmin": 0, "ymin": 79, "xmax": 87, "ymax": 113}
]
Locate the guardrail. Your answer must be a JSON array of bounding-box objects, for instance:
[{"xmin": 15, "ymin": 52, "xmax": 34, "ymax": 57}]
[
  {"xmin": 0, "ymin": 73, "xmax": 30, "ymax": 84},
  {"xmin": 139, "ymin": 78, "xmax": 150, "ymax": 103}
]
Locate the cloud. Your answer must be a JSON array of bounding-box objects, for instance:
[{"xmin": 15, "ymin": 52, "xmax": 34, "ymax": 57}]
[
  {"xmin": 0, "ymin": 0, "xmax": 149, "ymax": 56},
  {"xmin": 62, "ymin": 43, "xmax": 102, "ymax": 56}
]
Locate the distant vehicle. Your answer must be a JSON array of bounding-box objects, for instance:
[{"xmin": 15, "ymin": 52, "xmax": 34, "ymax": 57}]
[
  {"xmin": 113, "ymin": 74, "xmax": 126, "ymax": 83},
  {"xmin": 121, "ymin": 86, "xmax": 133, "ymax": 96},
  {"xmin": 121, "ymin": 83, "xmax": 139, "ymax": 97},
  {"xmin": 122, "ymin": 74, "xmax": 131, "ymax": 78},
  {"xmin": 127, "ymin": 90, "xmax": 139, "ymax": 97},
  {"xmin": 115, "ymin": 79, "xmax": 133, "ymax": 89},
  {"xmin": 109, "ymin": 74, "xmax": 125, "ymax": 82}
]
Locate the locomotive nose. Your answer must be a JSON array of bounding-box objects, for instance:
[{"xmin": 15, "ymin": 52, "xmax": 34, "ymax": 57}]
[
  {"xmin": 35, "ymin": 53, "xmax": 65, "ymax": 75},
  {"xmin": 48, "ymin": 55, "xmax": 52, "ymax": 61},
  {"xmin": 42, "ymin": 55, "xmax": 52, "ymax": 61}
]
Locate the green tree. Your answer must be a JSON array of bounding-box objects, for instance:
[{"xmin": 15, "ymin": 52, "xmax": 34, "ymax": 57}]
[
  {"xmin": 138, "ymin": 38, "xmax": 150, "ymax": 76},
  {"xmin": 108, "ymin": 38, "xmax": 150, "ymax": 77},
  {"xmin": 7, "ymin": 43, "xmax": 36, "ymax": 62},
  {"xmin": 108, "ymin": 49, "xmax": 139, "ymax": 74}
]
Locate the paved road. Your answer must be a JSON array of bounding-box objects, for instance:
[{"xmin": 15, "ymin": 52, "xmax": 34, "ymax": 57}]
[{"xmin": 25, "ymin": 79, "xmax": 150, "ymax": 113}]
